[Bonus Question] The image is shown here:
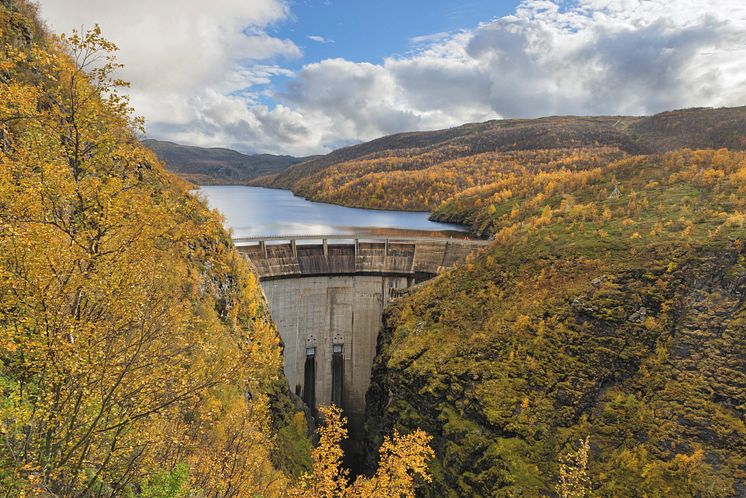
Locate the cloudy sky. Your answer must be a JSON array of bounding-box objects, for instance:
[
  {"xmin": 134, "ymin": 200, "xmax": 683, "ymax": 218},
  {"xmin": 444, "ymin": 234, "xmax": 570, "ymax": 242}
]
[{"xmin": 37, "ymin": 0, "xmax": 746, "ymax": 156}]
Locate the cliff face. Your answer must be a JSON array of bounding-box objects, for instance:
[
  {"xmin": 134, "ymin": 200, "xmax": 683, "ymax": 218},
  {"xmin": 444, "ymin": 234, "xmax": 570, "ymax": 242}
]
[{"xmin": 367, "ymin": 243, "xmax": 746, "ymax": 496}]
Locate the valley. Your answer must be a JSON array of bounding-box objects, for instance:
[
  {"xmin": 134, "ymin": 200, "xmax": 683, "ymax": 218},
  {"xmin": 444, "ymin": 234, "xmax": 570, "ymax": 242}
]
[
  {"xmin": 143, "ymin": 139, "xmax": 308, "ymax": 185},
  {"xmin": 3, "ymin": 0, "xmax": 746, "ymax": 495}
]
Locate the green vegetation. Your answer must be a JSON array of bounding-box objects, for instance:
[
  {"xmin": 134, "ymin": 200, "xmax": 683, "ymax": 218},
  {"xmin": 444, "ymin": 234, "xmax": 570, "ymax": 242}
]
[{"xmin": 366, "ymin": 148, "xmax": 746, "ymax": 496}]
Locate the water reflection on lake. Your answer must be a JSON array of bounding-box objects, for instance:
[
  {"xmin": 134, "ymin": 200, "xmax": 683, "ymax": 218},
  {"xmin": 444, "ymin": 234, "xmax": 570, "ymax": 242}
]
[{"xmin": 196, "ymin": 186, "xmax": 467, "ymax": 238}]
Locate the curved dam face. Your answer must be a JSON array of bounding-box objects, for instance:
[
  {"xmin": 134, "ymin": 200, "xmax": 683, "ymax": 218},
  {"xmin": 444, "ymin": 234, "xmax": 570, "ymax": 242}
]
[
  {"xmin": 261, "ymin": 274, "xmax": 409, "ymax": 433},
  {"xmin": 237, "ymin": 236, "xmax": 488, "ymax": 434}
]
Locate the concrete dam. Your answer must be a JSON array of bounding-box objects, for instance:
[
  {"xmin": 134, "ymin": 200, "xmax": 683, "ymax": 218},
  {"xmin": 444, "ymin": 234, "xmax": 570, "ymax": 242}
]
[{"xmin": 236, "ymin": 235, "xmax": 489, "ymax": 433}]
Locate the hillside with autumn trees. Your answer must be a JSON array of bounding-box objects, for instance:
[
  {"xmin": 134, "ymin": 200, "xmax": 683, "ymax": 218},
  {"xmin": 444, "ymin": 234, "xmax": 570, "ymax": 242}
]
[
  {"xmin": 252, "ymin": 108, "xmax": 746, "ymax": 224},
  {"xmin": 361, "ymin": 147, "xmax": 746, "ymax": 496},
  {"xmin": 4, "ymin": 0, "xmax": 746, "ymax": 496},
  {"xmin": 251, "ymin": 96, "xmax": 746, "ymax": 495},
  {"xmin": 0, "ymin": 2, "xmax": 434, "ymax": 495}
]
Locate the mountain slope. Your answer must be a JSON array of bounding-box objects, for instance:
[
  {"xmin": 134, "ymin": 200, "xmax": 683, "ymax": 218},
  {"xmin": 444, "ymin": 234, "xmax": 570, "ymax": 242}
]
[
  {"xmin": 365, "ymin": 148, "xmax": 746, "ymax": 496},
  {"xmin": 252, "ymin": 115, "xmax": 642, "ymax": 190},
  {"xmin": 142, "ymin": 138, "xmax": 306, "ymax": 184},
  {"xmin": 252, "ymin": 107, "xmax": 746, "ymax": 219},
  {"xmin": 0, "ymin": 3, "xmax": 309, "ymax": 494}
]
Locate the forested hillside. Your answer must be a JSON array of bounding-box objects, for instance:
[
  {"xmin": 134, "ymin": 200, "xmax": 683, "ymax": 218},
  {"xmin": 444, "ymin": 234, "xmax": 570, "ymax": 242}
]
[
  {"xmin": 252, "ymin": 108, "xmax": 746, "ymax": 224},
  {"xmin": 366, "ymin": 148, "xmax": 746, "ymax": 496},
  {"xmin": 0, "ymin": 2, "xmax": 312, "ymax": 494},
  {"xmin": 0, "ymin": 2, "xmax": 432, "ymax": 495},
  {"xmin": 142, "ymin": 139, "xmax": 305, "ymax": 185}
]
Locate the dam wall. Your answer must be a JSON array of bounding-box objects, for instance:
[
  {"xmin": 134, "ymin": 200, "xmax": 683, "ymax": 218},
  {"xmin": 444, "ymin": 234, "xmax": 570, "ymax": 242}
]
[
  {"xmin": 237, "ymin": 236, "xmax": 488, "ymax": 433},
  {"xmin": 261, "ymin": 275, "xmax": 409, "ymax": 434}
]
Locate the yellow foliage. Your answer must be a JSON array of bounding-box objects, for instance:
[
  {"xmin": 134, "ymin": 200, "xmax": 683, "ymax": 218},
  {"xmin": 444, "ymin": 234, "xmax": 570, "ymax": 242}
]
[
  {"xmin": 556, "ymin": 436, "xmax": 592, "ymax": 498},
  {"xmin": 293, "ymin": 405, "xmax": 349, "ymax": 497},
  {"xmin": 724, "ymin": 211, "xmax": 746, "ymax": 227},
  {"xmin": 291, "ymin": 405, "xmax": 435, "ymax": 498},
  {"xmin": 515, "ymin": 314, "xmax": 532, "ymax": 333},
  {"xmin": 0, "ymin": 14, "xmax": 288, "ymax": 495}
]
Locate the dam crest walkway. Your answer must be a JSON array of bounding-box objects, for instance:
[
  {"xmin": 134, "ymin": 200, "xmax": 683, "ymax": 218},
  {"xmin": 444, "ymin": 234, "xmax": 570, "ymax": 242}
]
[{"xmin": 233, "ymin": 234, "xmax": 489, "ymax": 280}]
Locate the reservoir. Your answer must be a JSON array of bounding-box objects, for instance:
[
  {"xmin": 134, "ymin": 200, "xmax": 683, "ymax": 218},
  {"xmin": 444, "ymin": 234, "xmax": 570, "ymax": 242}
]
[{"xmin": 197, "ymin": 185, "xmax": 466, "ymax": 238}]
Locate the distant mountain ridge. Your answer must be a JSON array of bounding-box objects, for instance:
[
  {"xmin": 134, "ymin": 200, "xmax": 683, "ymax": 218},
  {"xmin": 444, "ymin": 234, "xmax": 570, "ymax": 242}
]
[
  {"xmin": 142, "ymin": 139, "xmax": 309, "ymax": 185},
  {"xmin": 251, "ymin": 106, "xmax": 746, "ymax": 194}
]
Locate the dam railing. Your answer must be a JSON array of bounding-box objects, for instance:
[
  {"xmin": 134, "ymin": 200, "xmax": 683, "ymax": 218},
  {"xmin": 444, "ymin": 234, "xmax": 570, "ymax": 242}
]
[
  {"xmin": 232, "ymin": 234, "xmax": 491, "ymax": 245},
  {"xmin": 233, "ymin": 234, "xmax": 490, "ymax": 280}
]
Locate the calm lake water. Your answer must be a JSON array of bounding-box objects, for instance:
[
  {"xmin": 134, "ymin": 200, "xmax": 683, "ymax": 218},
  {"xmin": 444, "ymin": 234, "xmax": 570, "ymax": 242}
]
[{"xmin": 196, "ymin": 185, "xmax": 466, "ymax": 238}]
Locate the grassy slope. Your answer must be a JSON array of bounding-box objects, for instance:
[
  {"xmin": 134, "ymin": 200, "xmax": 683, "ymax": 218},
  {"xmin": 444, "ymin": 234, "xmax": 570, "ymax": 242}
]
[{"xmin": 366, "ymin": 150, "xmax": 746, "ymax": 496}]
